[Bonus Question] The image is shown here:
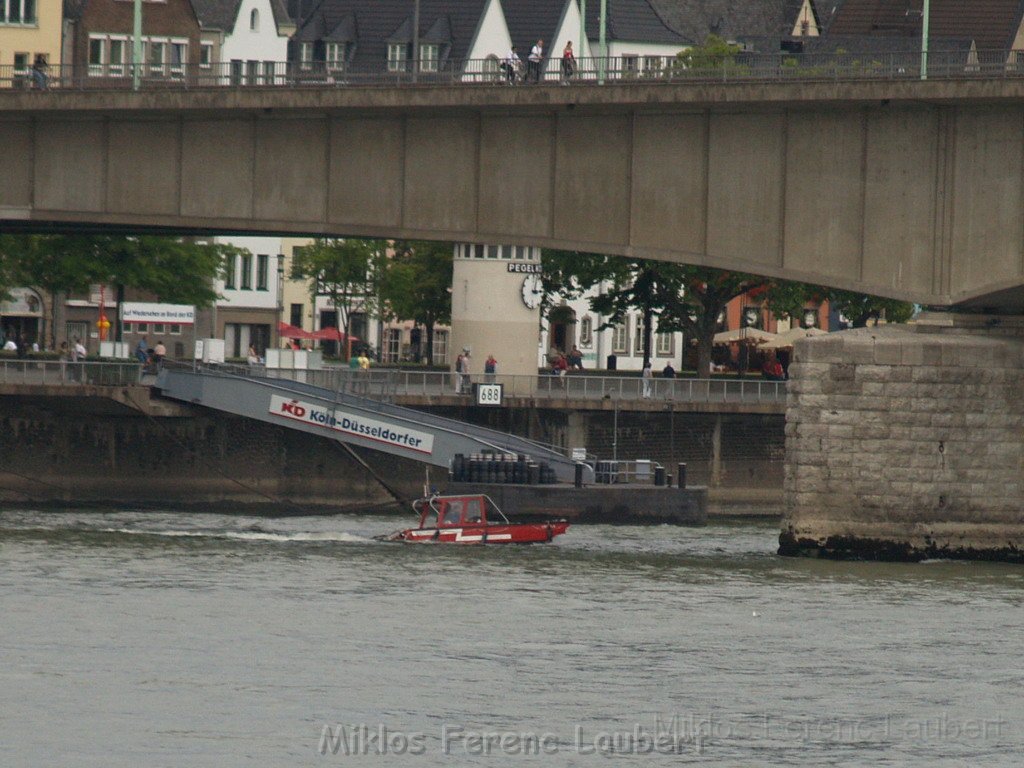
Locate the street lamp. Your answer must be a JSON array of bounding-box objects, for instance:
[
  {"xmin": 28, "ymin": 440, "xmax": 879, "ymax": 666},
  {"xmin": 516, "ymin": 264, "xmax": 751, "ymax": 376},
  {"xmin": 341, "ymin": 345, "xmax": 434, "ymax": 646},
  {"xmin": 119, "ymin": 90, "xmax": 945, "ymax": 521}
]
[{"xmin": 920, "ymin": 0, "xmax": 930, "ymax": 80}]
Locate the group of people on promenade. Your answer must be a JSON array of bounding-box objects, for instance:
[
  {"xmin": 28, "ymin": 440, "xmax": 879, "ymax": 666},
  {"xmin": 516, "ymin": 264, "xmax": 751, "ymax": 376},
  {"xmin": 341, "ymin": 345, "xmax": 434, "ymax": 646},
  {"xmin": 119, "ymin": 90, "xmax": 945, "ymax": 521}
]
[
  {"xmin": 502, "ymin": 39, "xmax": 576, "ymax": 85},
  {"xmin": 134, "ymin": 337, "xmax": 167, "ymax": 372}
]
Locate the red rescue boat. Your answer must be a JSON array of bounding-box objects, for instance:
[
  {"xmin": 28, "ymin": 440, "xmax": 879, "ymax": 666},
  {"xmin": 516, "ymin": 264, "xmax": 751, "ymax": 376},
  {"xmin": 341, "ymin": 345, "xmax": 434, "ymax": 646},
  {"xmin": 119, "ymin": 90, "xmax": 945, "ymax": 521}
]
[{"xmin": 378, "ymin": 493, "xmax": 569, "ymax": 544}]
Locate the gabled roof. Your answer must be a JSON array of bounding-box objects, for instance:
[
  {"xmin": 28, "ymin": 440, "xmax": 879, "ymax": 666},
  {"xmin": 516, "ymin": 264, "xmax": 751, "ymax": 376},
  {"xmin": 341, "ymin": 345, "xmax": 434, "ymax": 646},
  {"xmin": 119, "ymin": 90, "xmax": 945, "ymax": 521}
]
[
  {"xmin": 824, "ymin": 0, "xmax": 1024, "ymax": 51},
  {"xmin": 293, "ymin": 0, "xmax": 489, "ymax": 63},
  {"xmin": 502, "ymin": 0, "xmax": 571, "ymax": 57},
  {"xmin": 650, "ymin": 0, "xmax": 800, "ymax": 46},
  {"xmin": 191, "ymin": 0, "xmax": 292, "ymax": 34},
  {"xmin": 584, "ymin": 0, "xmax": 691, "ymax": 46}
]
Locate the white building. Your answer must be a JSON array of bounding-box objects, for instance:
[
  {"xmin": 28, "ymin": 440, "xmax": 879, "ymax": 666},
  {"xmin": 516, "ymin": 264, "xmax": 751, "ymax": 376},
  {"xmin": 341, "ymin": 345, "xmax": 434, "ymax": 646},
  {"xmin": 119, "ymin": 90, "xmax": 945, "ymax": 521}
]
[
  {"xmin": 214, "ymin": 235, "xmax": 283, "ymax": 357},
  {"xmin": 192, "ymin": 0, "xmax": 293, "ymax": 82}
]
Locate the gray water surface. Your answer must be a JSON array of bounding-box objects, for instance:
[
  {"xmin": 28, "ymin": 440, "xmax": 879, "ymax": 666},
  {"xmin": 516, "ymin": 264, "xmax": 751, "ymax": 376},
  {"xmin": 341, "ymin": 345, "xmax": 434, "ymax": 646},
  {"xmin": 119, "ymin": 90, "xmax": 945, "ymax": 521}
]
[{"xmin": 2, "ymin": 509, "xmax": 1021, "ymax": 766}]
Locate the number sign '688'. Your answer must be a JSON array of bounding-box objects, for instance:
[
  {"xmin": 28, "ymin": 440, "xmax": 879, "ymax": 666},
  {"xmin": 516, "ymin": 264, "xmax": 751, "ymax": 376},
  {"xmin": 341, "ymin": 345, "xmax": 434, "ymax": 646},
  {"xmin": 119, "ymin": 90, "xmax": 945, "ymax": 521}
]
[{"xmin": 474, "ymin": 383, "xmax": 504, "ymax": 407}]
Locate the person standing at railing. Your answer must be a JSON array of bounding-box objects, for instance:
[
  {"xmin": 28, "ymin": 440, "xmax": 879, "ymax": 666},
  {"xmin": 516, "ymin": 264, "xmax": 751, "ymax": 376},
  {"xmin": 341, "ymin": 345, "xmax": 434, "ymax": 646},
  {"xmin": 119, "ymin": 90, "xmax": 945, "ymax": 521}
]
[
  {"xmin": 528, "ymin": 40, "xmax": 544, "ymax": 83},
  {"xmin": 503, "ymin": 47, "xmax": 521, "ymax": 85},
  {"xmin": 31, "ymin": 55, "xmax": 49, "ymax": 91},
  {"xmin": 662, "ymin": 362, "xmax": 676, "ymax": 379},
  {"xmin": 484, "ymin": 354, "xmax": 497, "ymax": 384},
  {"xmin": 135, "ymin": 337, "xmax": 149, "ymax": 365},
  {"xmin": 154, "ymin": 340, "xmax": 166, "ymax": 370},
  {"xmin": 561, "ymin": 41, "xmax": 576, "ymax": 84},
  {"xmin": 72, "ymin": 337, "xmax": 87, "ymax": 383},
  {"xmin": 642, "ymin": 361, "xmax": 653, "ymax": 398}
]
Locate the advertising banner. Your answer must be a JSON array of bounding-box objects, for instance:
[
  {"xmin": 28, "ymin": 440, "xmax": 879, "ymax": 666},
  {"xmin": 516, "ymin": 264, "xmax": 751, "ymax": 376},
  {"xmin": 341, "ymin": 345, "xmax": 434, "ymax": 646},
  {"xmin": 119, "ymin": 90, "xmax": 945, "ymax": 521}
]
[
  {"xmin": 121, "ymin": 302, "xmax": 195, "ymax": 325},
  {"xmin": 269, "ymin": 395, "xmax": 434, "ymax": 455}
]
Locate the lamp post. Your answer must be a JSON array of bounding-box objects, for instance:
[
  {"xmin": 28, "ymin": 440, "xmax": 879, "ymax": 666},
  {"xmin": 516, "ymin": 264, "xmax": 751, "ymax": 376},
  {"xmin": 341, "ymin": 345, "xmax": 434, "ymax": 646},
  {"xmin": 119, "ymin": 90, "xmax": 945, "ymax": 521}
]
[
  {"xmin": 277, "ymin": 253, "xmax": 285, "ymax": 349},
  {"xmin": 411, "ymin": 0, "xmax": 420, "ymax": 83},
  {"xmin": 920, "ymin": 0, "xmax": 930, "ymax": 80},
  {"xmin": 133, "ymin": 0, "xmax": 143, "ymax": 90}
]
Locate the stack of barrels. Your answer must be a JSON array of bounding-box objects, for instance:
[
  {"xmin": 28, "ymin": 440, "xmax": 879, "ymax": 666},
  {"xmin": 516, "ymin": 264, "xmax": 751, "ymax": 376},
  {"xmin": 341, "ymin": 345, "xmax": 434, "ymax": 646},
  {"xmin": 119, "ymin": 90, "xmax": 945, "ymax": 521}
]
[{"xmin": 451, "ymin": 452, "xmax": 557, "ymax": 485}]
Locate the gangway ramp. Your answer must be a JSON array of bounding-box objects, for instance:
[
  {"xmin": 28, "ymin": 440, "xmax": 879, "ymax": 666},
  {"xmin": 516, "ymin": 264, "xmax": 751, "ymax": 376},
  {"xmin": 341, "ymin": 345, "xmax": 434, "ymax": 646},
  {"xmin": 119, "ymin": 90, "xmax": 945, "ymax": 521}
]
[{"xmin": 155, "ymin": 368, "xmax": 594, "ymax": 484}]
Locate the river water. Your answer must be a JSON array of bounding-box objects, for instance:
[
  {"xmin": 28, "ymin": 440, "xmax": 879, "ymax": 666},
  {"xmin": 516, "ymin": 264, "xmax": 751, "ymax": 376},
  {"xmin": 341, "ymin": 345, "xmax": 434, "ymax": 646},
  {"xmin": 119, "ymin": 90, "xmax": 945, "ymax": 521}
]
[{"xmin": 2, "ymin": 509, "xmax": 1022, "ymax": 766}]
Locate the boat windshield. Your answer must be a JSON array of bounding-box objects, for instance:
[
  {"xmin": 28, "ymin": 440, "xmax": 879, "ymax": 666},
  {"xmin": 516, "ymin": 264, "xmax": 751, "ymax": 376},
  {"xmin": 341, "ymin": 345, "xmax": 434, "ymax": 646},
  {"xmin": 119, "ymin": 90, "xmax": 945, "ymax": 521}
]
[
  {"xmin": 463, "ymin": 497, "xmax": 484, "ymax": 524},
  {"xmin": 440, "ymin": 499, "xmax": 464, "ymax": 526}
]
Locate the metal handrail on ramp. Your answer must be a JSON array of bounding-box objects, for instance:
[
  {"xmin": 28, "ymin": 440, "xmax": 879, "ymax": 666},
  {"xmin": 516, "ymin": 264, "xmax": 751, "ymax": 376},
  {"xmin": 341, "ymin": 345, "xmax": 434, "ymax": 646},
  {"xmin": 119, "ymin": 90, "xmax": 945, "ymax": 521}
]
[{"xmin": 155, "ymin": 367, "xmax": 593, "ymax": 484}]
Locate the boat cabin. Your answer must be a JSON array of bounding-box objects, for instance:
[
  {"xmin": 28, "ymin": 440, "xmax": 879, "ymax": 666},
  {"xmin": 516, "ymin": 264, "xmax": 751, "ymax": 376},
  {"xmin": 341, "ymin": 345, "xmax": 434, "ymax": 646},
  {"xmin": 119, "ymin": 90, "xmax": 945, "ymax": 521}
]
[{"xmin": 414, "ymin": 494, "xmax": 508, "ymax": 529}]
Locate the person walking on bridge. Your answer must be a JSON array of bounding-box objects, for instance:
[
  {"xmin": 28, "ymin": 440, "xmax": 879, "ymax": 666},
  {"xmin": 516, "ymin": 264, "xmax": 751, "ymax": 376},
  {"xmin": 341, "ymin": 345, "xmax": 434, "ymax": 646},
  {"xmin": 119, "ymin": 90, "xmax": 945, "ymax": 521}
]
[
  {"xmin": 561, "ymin": 40, "xmax": 576, "ymax": 84},
  {"xmin": 528, "ymin": 40, "xmax": 544, "ymax": 83}
]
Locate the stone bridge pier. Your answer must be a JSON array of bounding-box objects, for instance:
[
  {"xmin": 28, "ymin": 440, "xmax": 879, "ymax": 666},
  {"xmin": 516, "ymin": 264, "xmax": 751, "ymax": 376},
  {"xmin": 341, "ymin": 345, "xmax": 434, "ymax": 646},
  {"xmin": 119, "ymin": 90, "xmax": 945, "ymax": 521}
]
[{"xmin": 781, "ymin": 312, "xmax": 1024, "ymax": 562}]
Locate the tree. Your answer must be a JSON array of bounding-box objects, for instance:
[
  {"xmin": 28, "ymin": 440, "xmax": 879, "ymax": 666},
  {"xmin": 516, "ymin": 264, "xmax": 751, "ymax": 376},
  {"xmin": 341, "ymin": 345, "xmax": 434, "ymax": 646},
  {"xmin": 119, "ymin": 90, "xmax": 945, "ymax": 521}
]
[
  {"xmin": 381, "ymin": 240, "xmax": 453, "ymax": 365},
  {"xmin": 826, "ymin": 289, "xmax": 915, "ymax": 328},
  {"xmin": 3, "ymin": 234, "xmax": 236, "ymax": 346},
  {"xmin": 676, "ymin": 35, "xmax": 744, "ymax": 73},
  {"xmin": 41, "ymin": 235, "xmax": 240, "ymax": 342},
  {"xmin": 290, "ymin": 238, "xmax": 386, "ymax": 359}
]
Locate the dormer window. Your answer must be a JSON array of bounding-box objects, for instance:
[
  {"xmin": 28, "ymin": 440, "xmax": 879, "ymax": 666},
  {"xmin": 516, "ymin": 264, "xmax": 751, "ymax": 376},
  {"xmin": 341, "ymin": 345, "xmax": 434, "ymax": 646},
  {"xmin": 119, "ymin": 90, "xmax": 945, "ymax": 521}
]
[
  {"xmin": 326, "ymin": 43, "xmax": 345, "ymax": 72},
  {"xmin": 300, "ymin": 42, "xmax": 313, "ymax": 70},
  {"xmin": 419, "ymin": 43, "xmax": 439, "ymax": 72},
  {"xmin": 387, "ymin": 43, "xmax": 408, "ymax": 72},
  {"xmin": 250, "ymin": 9, "xmax": 259, "ymax": 32}
]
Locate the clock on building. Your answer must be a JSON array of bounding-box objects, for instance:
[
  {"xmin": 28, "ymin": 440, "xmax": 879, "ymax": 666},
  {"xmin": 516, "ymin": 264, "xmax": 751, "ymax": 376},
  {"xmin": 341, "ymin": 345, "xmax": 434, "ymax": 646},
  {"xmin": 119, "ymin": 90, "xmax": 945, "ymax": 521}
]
[{"xmin": 521, "ymin": 274, "xmax": 543, "ymax": 309}]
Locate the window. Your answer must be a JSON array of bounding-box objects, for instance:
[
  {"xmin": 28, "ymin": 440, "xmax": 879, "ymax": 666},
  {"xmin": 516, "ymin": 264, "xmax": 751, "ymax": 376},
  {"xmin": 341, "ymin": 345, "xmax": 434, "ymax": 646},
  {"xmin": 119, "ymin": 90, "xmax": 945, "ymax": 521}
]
[
  {"xmin": 249, "ymin": 8, "xmax": 259, "ymax": 32},
  {"xmin": 300, "ymin": 42, "xmax": 313, "ymax": 70},
  {"xmin": 148, "ymin": 41, "xmax": 165, "ymax": 75},
  {"xmin": 388, "ymin": 43, "xmax": 408, "ymax": 72},
  {"xmin": 655, "ymin": 330, "xmax": 674, "ymax": 357},
  {"xmin": 3, "ymin": 0, "xmax": 36, "ymax": 24},
  {"xmin": 419, "ymin": 43, "xmax": 439, "ymax": 72},
  {"xmin": 263, "ymin": 61, "xmax": 275, "ymax": 82},
  {"xmin": 224, "ymin": 254, "xmax": 236, "ymax": 288},
  {"xmin": 170, "ymin": 324, "xmax": 182, "ymax": 335},
  {"xmin": 612, "ymin": 322, "xmax": 628, "ymax": 354},
  {"xmin": 170, "ymin": 42, "xmax": 186, "ymax": 76},
  {"xmin": 246, "ymin": 59, "xmax": 259, "ymax": 84},
  {"xmin": 230, "ymin": 59, "xmax": 243, "ymax": 85},
  {"xmin": 802, "ymin": 308, "xmax": 819, "ymax": 328},
  {"xmin": 290, "ymin": 303, "xmax": 303, "ymax": 327},
  {"xmin": 384, "ymin": 328, "xmax": 401, "ymax": 363},
  {"xmin": 256, "ymin": 254, "xmax": 269, "ymax": 290},
  {"xmin": 88, "ymin": 38, "xmax": 105, "ymax": 76},
  {"xmin": 485, "ymin": 245, "xmax": 499, "ymax": 259},
  {"xmin": 153, "ymin": 323, "xmax": 165, "ymax": 334},
  {"xmin": 633, "ymin": 315, "xmax": 645, "ymax": 356},
  {"xmin": 483, "ymin": 54, "xmax": 500, "ymax": 81},
  {"xmin": 109, "ymin": 39, "xmax": 126, "ymax": 76},
  {"xmin": 433, "ymin": 329, "xmax": 449, "ymax": 365},
  {"xmin": 240, "ymin": 254, "xmax": 253, "ymax": 289},
  {"xmin": 622, "ymin": 55, "xmax": 639, "ymax": 77},
  {"xmin": 741, "ymin": 305, "xmax": 761, "ymax": 329},
  {"xmin": 326, "ymin": 43, "xmax": 345, "ymax": 72},
  {"xmin": 200, "ymin": 43, "xmax": 213, "ymax": 69},
  {"xmin": 579, "ymin": 316, "xmax": 593, "ymax": 347},
  {"xmin": 136, "ymin": 322, "xmax": 149, "ymax": 333},
  {"xmin": 643, "ymin": 56, "xmax": 662, "ymax": 77}
]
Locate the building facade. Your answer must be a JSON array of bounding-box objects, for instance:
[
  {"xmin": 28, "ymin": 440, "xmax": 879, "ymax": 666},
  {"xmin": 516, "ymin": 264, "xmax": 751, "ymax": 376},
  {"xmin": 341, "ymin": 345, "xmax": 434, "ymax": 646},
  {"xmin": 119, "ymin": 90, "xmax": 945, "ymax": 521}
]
[{"xmin": 1, "ymin": 0, "xmax": 62, "ymax": 83}]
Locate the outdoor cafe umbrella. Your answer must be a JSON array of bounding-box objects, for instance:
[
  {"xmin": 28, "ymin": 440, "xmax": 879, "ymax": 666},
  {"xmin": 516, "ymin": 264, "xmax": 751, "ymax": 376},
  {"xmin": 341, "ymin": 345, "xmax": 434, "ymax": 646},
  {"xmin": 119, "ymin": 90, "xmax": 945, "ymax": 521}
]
[
  {"xmin": 761, "ymin": 326, "xmax": 828, "ymax": 350},
  {"xmin": 277, "ymin": 321, "xmax": 315, "ymax": 340},
  {"xmin": 712, "ymin": 327, "xmax": 777, "ymax": 346}
]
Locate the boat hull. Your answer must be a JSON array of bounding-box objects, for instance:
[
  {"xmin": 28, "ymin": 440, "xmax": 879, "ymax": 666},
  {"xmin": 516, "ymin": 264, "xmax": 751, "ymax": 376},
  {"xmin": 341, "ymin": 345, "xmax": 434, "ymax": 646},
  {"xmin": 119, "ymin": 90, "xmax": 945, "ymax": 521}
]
[{"xmin": 384, "ymin": 521, "xmax": 569, "ymax": 544}]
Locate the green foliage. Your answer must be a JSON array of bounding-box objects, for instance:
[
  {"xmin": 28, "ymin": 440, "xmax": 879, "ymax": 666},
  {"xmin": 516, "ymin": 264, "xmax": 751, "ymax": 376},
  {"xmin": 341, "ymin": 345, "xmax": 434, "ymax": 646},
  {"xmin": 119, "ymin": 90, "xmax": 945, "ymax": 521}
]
[
  {"xmin": 381, "ymin": 240, "xmax": 453, "ymax": 365},
  {"xmin": 675, "ymin": 35, "xmax": 746, "ymax": 74},
  {"xmin": 827, "ymin": 289, "xmax": 915, "ymax": 327},
  {"xmin": 290, "ymin": 238, "xmax": 387, "ymax": 357}
]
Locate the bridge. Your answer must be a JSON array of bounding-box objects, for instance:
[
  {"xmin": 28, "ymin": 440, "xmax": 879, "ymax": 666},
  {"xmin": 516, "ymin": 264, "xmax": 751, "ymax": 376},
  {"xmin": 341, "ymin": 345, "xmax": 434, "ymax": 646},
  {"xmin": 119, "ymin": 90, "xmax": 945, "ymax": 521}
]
[{"xmin": 5, "ymin": 76, "xmax": 1024, "ymax": 308}]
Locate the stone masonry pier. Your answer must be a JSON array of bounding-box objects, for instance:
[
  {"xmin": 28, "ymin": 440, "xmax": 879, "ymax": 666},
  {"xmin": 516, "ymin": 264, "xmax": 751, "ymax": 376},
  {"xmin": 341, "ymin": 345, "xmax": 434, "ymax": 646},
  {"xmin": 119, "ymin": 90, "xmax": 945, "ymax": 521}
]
[{"xmin": 781, "ymin": 313, "xmax": 1024, "ymax": 562}]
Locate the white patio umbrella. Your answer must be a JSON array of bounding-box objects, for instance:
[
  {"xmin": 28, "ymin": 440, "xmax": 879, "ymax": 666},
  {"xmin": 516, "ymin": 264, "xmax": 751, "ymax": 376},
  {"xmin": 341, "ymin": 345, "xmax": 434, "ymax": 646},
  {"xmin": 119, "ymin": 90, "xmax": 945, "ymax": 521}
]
[{"xmin": 712, "ymin": 327, "xmax": 778, "ymax": 345}]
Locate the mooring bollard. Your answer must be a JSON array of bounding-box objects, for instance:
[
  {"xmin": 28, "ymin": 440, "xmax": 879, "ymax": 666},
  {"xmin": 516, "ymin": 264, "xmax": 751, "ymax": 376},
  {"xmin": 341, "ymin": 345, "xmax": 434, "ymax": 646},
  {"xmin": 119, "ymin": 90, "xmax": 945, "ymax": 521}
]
[
  {"xmin": 678, "ymin": 463, "xmax": 687, "ymax": 489},
  {"xmin": 574, "ymin": 462, "xmax": 584, "ymax": 488},
  {"xmin": 654, "ymin": 465, "xmax": 666, "ymax": 486}
]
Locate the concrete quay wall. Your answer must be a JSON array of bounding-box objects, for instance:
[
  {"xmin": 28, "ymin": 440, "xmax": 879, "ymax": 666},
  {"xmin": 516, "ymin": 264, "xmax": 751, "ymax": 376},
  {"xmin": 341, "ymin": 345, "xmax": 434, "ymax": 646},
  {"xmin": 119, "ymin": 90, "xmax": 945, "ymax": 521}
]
[{"xmin": 781, "ymin": 315, "xmax": 1024, "ymax": 562}]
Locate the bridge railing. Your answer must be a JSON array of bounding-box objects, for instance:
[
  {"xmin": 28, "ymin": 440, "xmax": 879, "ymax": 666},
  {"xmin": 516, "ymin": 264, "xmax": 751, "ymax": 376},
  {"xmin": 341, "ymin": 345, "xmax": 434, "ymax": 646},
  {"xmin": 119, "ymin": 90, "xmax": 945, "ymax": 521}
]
[
  {"xmin": 0, "ymin": 359, "xmax": 143, "ymax": 386},
  {"xmin": 5, "ymin": 49, "xmax": 1024, "ymax": 92}
]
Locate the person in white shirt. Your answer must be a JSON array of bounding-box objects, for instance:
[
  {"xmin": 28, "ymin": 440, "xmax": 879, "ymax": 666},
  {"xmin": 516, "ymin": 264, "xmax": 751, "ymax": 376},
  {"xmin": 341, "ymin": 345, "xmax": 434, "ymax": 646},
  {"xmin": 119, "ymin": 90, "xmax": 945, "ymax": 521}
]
[
  {"xmin": 73, "ymin": 339, "xmax": 87, "ymax": 360},
  {"xmin": 503, "ymin": 46, "xmax": 521, "ymax": 84},
  {"xmin": 528, "ymin": 39, "xmax": 544, "ymax": 83}
]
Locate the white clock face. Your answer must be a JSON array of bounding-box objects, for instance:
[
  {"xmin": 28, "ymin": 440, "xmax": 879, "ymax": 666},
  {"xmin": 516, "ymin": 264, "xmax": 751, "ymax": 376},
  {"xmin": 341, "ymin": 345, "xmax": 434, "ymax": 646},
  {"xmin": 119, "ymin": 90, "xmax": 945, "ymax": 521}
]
[{"xmin": 521, "ymin": 274, "xmax": 543, "ymax": 309}]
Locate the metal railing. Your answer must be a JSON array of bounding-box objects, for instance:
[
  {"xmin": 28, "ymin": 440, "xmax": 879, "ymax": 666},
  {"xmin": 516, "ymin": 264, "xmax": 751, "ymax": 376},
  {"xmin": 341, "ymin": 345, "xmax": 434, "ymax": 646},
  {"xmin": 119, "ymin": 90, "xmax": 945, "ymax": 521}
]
[
  {"xmin": 248, "ymin": 365, "xmax": 786, "ymax": 405},
  {"xmin": 6, "ymin": 49, "xmax": 1024, "ymax": 93},
  {"xmin": 0, "ymin": 359, "xmax": 143, "ymax": 386}
]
